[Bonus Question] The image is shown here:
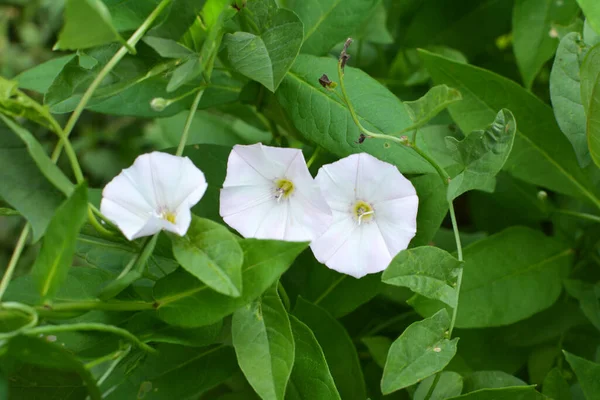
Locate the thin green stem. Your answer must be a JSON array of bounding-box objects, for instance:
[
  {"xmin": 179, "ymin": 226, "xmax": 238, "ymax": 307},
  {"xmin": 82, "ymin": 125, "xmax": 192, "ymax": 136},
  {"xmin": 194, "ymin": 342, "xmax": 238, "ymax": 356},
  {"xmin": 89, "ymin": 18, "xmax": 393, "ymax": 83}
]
[
  {"xmin": 87, "ymin": 207, "xmax": 115, "ymax": 237},
  {"xmin": 306, "ymin": 146, "xmax": 321, "ymax": 168},
  {"xmin": 314, "ymin": 275, "xmax": 346, "ymax": 305},
  {"xmin": 0, "ymin": 224, "xmax": 30, "ymax": 301},
  {"xmin": 447, "ymin": 202, "xmax": 463, "ymax": 338},
  {"xmin": 96, "ymin": 346, "xmax": 131, "ymax": 387},
  {"xmin": 36, "ymin": 300, "xmax": 155, "ymax": 314},
  {"xmin": 176, "ymin": 89, "xmax": 205, "ymax": 157},
  {"xmin": 26, "ymin": 323, "xmax": 154, "ymax": 352},
  {"xmin": 552, "ymin": 209, "xmax": 600, "ymax": 224},
  {"xmin": 423, "ymin": 373, "xmax": 441, "ymax": 400},
  {"xmin": 53, "ymin": 0, "xmax": 173, "ymax": 162}
]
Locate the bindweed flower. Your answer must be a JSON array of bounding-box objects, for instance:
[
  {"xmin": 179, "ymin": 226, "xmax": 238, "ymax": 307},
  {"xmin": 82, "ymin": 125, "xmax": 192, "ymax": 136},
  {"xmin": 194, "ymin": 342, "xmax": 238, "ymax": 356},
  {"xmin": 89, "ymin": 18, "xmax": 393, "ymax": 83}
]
[
  {"xmin": 310, "ymin": 153, "xmax": 418, "ymax": 278},
  {"xmin": 220, "ymin": 143, "xmax": 332, "ymax": 241},
  {"xmin": 101, "ymin": 152, "xmax": 207, "ymax": 240}
]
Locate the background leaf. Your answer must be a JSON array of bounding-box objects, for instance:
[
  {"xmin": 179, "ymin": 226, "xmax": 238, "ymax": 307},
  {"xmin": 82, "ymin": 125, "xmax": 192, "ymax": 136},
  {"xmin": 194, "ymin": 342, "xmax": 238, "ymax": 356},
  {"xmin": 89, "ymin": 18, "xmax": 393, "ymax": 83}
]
[
  {"xmin": 293, "ymin": 298, "xmax": 367, "ymax": 400},
  {"xmin": 232, "ymin": 284, "xmax": 294, "ymax": 400},
  {"xmin": 580, "ymin": 43, "xmax": 600, "ymax": 168},
  {"xmin": 403, "ymin": 84, "xmax": 462, "ymax": 132},
  {"xmin": 286, "ymin": 315, "xmax": 341, "ymax": 400},
  {"xmin": 563, "ymin": 351, "xmax": 600, "ymax": 400},
  {"xmin": 577, "ymin": 0, "xmax": 600, "ymax": 35},
  {"xmin": 414, "ymin": 372, "xmax": 463, "ymax": 400},
  {"xmin": 31, "ymin": 183, "xmax": 88, "ymax": 301},
  {"xmin": 447, "ymin": 386, "xmax": 546, "ymax": 400}
]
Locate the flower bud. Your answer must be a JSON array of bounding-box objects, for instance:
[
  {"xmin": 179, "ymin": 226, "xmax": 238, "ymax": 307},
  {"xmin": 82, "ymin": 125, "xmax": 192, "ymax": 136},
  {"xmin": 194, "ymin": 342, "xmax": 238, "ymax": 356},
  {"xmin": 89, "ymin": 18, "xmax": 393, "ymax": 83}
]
[
  {"xmin": 150, "ymin": 97, "xmax": 169, "ymax": 112},
  {"xmin": 537, "ymin": 190, "xmax": 548, "ymax": 201}
]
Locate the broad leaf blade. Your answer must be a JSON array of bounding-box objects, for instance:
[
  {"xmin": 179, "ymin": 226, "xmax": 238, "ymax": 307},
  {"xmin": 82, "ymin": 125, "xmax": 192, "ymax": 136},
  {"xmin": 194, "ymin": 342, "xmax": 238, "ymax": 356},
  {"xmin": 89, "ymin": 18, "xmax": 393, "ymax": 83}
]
[
  {"xmin": 286, "ymin": 316, "xmax": 341, "ymax": 400},
  {"xmin": 414, "ymin": 372, "xmax": 463, "ymax": 400},
  {"xmin": 381, "ymin": 309, "xmax": 458, "ymax": 394},
  {"xmin": 32, "ymin": 183, "xmax": 88, "ymax": 301},
  {"xmin": 403, "ymin": 85, "xmax": 462, "ymax": 132},
  {"xmin": 285, "ymin": 0, "xmax": 378, "ymax": 55},
  {"xmin": 155, "ymin": 239, "xmax": 307, "ymax": 327},
  {"xmin": 512, "ymin": 0, "xmax": 579, "ymax": 89},
  {"xmin": 277, "ymin": 54, "xmax": 434, "ymax": 174},
  {"xmin": 232, "ymin": 284, "xmax": 294, "ymax": 400},
  {"xmin": 564, "ymin": 280, "xmax": 600, "ymax": 331},
  {"xmin": 577, "ymin": 0, "xmax": 600, "ymax": 35},
  {"xmin": 419, "ymin": 49, "xmax": 600, "ymax": 208},
  {"xmin": 563, "ymin": 351, "xmax": 600, "ymax": 400},
  {"xmin": 55, "ymin": 0, "xmax": 125, "ymax": 50},
  {"xmin": 225, "ymin": 3, "xmax": 303, "ymax": 92},
  {"xmin": 542, "ymin": 368, "xmax": 572, "ymax": 400},
  {"xmin": 550, "ymin": 32, "xmax": 591, "ymax": 167},
  {"xmin": 382, "ymin": 246, "xmax": 462, "ymax": 308},
  {"xmin": 447, "ymin": 386, "xmax": 546, "ymax": 400},
  {"xmin": 581, "ymin": 43, "xmax": 600, "ymax": 168},
  {"xmin": 172, "ymin": 216, "xmax": 243, "ymax": 297},
  {"xmin": 445, "ymin": 109, "xmax": 517, "ymax": 200},
  {"xmin": 293, "ymin": 298, "xmax": 367, "ymax": 400}
]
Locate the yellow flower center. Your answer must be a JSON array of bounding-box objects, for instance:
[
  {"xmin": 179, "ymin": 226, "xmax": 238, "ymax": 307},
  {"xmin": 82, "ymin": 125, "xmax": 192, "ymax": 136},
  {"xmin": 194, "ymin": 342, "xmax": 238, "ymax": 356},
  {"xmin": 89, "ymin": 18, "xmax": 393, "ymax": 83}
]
[
  {"xmin": 353, "ymin": 200, "xmax": 374, "ymax": 225},
  {"xmin": 162, "ymin": 211, "xmax": 177, "ymax": 224},
  {"xmin": 275, "ymin": 179, "xmax": 294, "ymax": 202}
]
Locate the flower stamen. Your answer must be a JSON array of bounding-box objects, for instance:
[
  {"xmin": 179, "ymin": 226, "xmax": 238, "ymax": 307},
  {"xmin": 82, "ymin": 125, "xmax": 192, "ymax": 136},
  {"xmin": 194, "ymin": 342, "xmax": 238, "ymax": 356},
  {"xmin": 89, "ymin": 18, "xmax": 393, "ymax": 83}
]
[
  {"xmin": 275, "ymin": 179, "xmax": 294, "ymax": 202},
  {"xmin": 353, "ymin": 201, "xmax": 374, "ymax": 225}
]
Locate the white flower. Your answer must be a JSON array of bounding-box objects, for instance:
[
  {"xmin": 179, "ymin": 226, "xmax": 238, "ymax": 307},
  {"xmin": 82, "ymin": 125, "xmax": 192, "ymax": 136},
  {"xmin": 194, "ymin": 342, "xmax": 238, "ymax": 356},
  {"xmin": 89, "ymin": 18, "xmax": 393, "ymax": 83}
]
[
  {"xmin": 310, "ymin": 153, "xmax": 418, "ymax": 278},
  {"xmin": 220, "ymin": 143, "xmax": 332, "ymax": 241},
  {"xmin": 101, "ymin": 152, "xmax": 207, "ymax": 240}
]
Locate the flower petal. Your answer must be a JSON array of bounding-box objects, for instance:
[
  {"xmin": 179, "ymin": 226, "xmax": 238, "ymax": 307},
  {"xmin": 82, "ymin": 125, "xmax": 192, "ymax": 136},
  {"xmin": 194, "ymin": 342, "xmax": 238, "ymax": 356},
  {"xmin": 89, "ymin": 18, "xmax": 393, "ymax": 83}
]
[
  {"xmin": 310, "ymin": 215, "xmax": 391, "ymax": 278},
  {"xmin": 168, "ymin": 204, "xmax": 193, "ymax": 237},
  {"xmin": 100, "ymin": 198, "xmax": 152, "ymax": 240},
  {"xmin": 373, "ymin": 196, "xmax": 418, "ymax": 256},
  {"xmin": 355, "ymin": 152, "xmax": 417, "ymax": 203},
  {"xmin": 314, "ymin": 154, "xmax": 359, "ymax": 209},
  {"xmin": 223, "ymin": 143, "xmax": 283, "ymax": 187},
  {"xmin": 220, "ymin": 185, "xmax": 280, "ymax": 239}
]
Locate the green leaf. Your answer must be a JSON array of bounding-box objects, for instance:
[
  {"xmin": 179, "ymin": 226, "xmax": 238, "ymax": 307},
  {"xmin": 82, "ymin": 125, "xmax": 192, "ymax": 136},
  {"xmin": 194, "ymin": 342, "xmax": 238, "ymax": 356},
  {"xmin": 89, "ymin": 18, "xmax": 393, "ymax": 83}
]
[
  {"xmin": 464, "ymin": 371, "xmax": 527, "ymax": 392},
  {"xmin": 284, "ymin": 0, "xmax": 378, "ymax": 55},
  {"xmin": 224, "ymin": 1, "xmax": 303, "ymax": 92},
  {"xmin": 419, "ymin": 49, "xmax": 600, "ymax": 208},
  {"xmin": 382, "ymin": 246, "xmax": 461, "ymax": 308},
  {"xmin": 4, "ymin": 335, "xmax": 101, "ymax": 400},
  {"xmin": 55, "ymin": 0, "xmax": 125, "ymax": 50},
  {"xmin": 381, "ymin": 309, "xmax": 459, "ymax": 394},
  {"xmin": 277, "ymin": 54, "xmax": 434, "ymax": 174},
  {"xmin": 232, "ymin": 284, "xmax": 294, "ymax": 400},
  {"xmin": 281, "ymin": 250, "xmax": 382, "ymax": 318},
  {"xmin": 142, "ymin": 36, "xmax": 195, "ymax": 58},
  {"xmin": 447, "ymin": 386, "xmax": 546, "ymax": 400},
  {"xmin": 31, "ymin": 183, "xmax": 88, "ymax": 301},
  {"xmin": 454, "ymin": 227, "xmax": 571, "ymax": 328},
  {"xmin": 103, "ymin": 344, "xmax": 237, "ymax": 400},
  {"xmin": 286, "ymin": 315, "xmax": 341, "ymax": 400},
  {"xmin": 361, "ymin": 336, "xmax": 392, "ymax": 369},
  {"xmin": 512, "ymin": 0, "xmax": 579, "ymax": 89},
  {"xmin": 16, "ymin": 55, "xmax": 75, "ymax": 94},
  {"xmin": 577, "ymin": 0, "xmax": 600, "ymax": 36},
  {"xmin": 0, "ymin": 115, "xmax": 73, "ymax": 197},
  {"xmin": 542, "ymin": 368, "xmax": 572, "ymax": 400},
  {"xmin": 172, "ymin": 216, "xmax": 243, "ymax": 297},
  {"xmin": 354, "ymin": 3, "xmax": 394, "ymax": 45},
  {"xmin": 564, "ymin": 280, "xmax": 600, "ymax": 331},
  {"xmin": 445, "ymin": 109, "xmax": 517, "ymax": 200},
  {"xmin": 550, "ymin": 32, "xmax": 591, "ymax": 167},
  {"xmin": 410, "ymin": 173, "xmax": 449, "ymax": 247},
  {"xmin": 0, "ymin": 208, "xmax": 19, "ymax": 216},
  {"xmin": 581, "ymin": 43, "xmax": 600, "ymax": 168},
  {"xmin": 403, "ymin": 85, "xmax": 462, "ymax": 132},
  {"xmin": 293, "ymin": 298, "xmax": 367, "ymax": 400},
  {"xmin": 564, "ymin": 351, "xmax": 600, "ymax": 400},
  {"xmin": 414, "ymin": 372, "xmax": 463, "ymax": 400},
  {"xmin": 154, "ymin": 239, "xmax": 307, "ymax": 327}
]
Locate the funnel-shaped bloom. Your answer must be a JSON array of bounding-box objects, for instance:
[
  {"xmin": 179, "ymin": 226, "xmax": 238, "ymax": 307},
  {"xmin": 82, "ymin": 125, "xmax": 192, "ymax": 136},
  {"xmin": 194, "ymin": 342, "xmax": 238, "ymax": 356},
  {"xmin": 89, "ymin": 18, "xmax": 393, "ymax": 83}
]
[
  {"xmin": 220, "ymin": 143, "xmax": 332, "ymax": 241},
  {"xmin": 310, "ymin": 153, "xmax": 418, "ymax": 278},
  {"xmin": 101, "ymin": 152, "xmax": 207, "ymax": 240}
]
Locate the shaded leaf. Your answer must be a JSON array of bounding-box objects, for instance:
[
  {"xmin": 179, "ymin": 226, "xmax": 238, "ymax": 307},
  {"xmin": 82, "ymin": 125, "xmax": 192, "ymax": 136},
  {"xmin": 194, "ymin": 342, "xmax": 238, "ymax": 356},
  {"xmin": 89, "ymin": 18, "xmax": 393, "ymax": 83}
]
[
  {"xmin": 581, "ymin": 43, "xmax": 600, "ymax": 168},
  {"xmin": 464, "ymin": 371, "xmax": 527, "ymax": 392},
  {"xmin": 542, "ymin": 368, "xmax": 572, "ymax": 400},
  {"xmin": 286, "ymin": 316, "xmax": 341, "ymax": 400},
  {"xmin": 577, "ymin": 0, "xmax": 600, "ymax": 36},
  {"xmin": 232, "ymin": 284, "xmax": 294, "ymax": 400},
  {"xmin": 414, "ymin": 372, "xmax": 463, "ymax": 400},
  {"xmin": 381, "ymin": 309, "xmax": 458, "ymax": 394},
  {"xmin": 513, "ymin": 0, "xmax": 579, "ymax": 89},
  {"xmin": 564, "ymin": 280, "xmax": 600, "ymax": 331},
  {"xmin": 361, "ymin": 336, "xmax": 392, "ymax": 369},
  {"xmin": 31, "ymin": 183, "xmax": 88, "ymax": 301},
  {"xmin": 447, "ymin": 386, "xmax": 546, "ymax": 400},
  {"xmin": 564, "ymin": 351, "xmax": 600, "ymax": 400},
  {"xmin": 55, "ymin": 0, "xmax": 125, "ymax": 50},
  {"xmin": 445, "ymin": 109, "xmax": 517, "ymax": 200},
  {"xmin": 284, "ymin": 0, "xmax": 378, "ymax": 55},
  {"xmin": 293, "ymin": 298, "xmax": 367, "ymax": 400},
  {"xmin": 383, "ymin": 246, "xmax": 461, "ymax": 307},
  {"xmin": 172, "ymin": 216, "xmax": 243, "ymax": 297}
]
